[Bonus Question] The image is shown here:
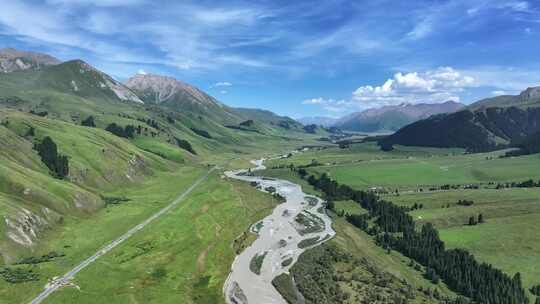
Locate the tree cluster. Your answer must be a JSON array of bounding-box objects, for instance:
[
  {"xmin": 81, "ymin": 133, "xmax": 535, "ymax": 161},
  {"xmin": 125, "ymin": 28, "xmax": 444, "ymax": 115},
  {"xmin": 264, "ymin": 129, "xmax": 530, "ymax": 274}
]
[
  {"xmin": 468, "ymin": 214, "xmax": 484, "ymax": 226},
  {"xmin": 304, "ymin": 172, "xmax": 528, "ymax": 303},
  {"xmin": 496, "ymin": 179, "xmax": 540, "ymax": 189},
  {"xmin": 531, "ymin": 285, "xmax": 540, "ymax": 296},
  {"xmin": 105, "ymin": 123, "xmax": 135, "ymax": 139},
  {"xmin": 174, "ymin": 137, "xmax": 196, "ymax": 154},
  {"xmin": 34, "ymin": 136, "xmax": 69, "ymax": 178},
  {"xmin": 81, "ymin": 116, "xmax": 96, "ymax": 127},
  {"xmin": 303, "ymin": 124, "xmax": 318, "ymax": 134},
  {"xmin": 190, "ymin": 127, "xmax": 212, "ymax": 139},
  {"xmin": 456, "ymin": 200, "xmax": 474, "ymax": 206}
]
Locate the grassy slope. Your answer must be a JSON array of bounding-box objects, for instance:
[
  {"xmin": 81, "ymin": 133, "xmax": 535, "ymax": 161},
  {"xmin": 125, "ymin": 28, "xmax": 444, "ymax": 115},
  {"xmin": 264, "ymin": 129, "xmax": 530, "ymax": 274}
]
[{"xmin": 0, "ymin": 108, "xmax": 191, "ymax": 262}]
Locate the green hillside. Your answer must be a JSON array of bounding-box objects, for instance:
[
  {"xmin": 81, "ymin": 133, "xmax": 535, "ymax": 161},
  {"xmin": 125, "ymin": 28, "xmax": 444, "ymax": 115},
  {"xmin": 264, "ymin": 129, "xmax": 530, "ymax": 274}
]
[{"xmin": 0, "ymin": 57, "xmax": 320, "ymax": 267}]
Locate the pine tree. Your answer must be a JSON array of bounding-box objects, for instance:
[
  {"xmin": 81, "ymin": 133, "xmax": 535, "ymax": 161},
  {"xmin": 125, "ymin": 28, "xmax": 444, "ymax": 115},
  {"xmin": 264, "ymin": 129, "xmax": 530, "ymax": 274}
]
[
  {"xmin": 468, "ymin": 216, "xmax": 477, "ymax": 226},
  {"xmin": 478, "ymin": 213, "xmax": 484, "ymax": 224},
  {"xmin": 81, "ymin": 116, "xmax": 96, "ymax": 127},
  {"xmin": 25, "ymin": 126, "xmax": 35, "ymax": 137}
]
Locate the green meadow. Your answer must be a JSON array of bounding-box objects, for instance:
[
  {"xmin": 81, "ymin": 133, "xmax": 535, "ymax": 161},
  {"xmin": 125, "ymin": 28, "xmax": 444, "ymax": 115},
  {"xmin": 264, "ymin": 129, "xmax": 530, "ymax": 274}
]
[
  {"xmin": 390, "ymin": 188, "xmax": 540, "ymax": 289},
  {"xmin": 300, "ymin": 144, "xmax": 540, "ymax": 190}
]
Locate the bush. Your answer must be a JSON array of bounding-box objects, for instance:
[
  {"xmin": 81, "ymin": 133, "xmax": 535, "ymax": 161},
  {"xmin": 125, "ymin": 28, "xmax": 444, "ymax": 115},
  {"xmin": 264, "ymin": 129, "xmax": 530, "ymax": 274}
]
[
  {"xmin": 190, "ymin": 128, "xmax": 212, "ymax": 139},
  {"xmin": 174, "ymin": 137, "xmax": 196, "ymax": 154},
  {"xmin": 530, "ymin": 284, "xmax": 540, "ymax": 296},
  {"xmin": 16, "ymin": 251, "xmax": 65, "ymax": 265},
  {"xmin": 456, "ymin": 199, "xmax": 474, "ymax": 206},
  {"xmin": 0, "ymin": 267, "xmax": 39, "ymax": 283},
  {"xmin": 81, "ymin": 116, "xmax": 96, "ymax": 127}
]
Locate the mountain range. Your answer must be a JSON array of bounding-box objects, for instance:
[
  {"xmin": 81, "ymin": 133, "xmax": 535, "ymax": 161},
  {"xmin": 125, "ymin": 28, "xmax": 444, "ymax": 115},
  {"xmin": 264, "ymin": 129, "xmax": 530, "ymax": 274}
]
[
  {"xmin": 298, "ymin": 101, "xmax": 464, "ymax": 133},
  {"xmin": 380, "ymin": 87, "xmax": 540, "ymax": 151}
]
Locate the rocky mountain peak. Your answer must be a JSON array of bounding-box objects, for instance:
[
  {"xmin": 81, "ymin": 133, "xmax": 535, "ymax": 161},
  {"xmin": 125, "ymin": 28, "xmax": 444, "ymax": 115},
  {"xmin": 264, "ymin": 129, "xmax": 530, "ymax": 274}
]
[
  {"xmin": 519, "ymin": 86, "xmax": 540, "ymax": 101},
  {"xmin": 0, "ymin": 47, "xmax": 61, "ymax": 73},
  {"xmin": 125, "ymin": 73, "xmax": 221, "ymax": 107}
]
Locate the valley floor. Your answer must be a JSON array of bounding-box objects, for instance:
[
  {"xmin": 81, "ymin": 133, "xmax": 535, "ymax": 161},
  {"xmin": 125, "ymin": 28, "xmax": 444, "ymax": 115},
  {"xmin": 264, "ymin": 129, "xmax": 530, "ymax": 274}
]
[{"xmin": 0, "ymin": 166, "xmax": 282, "ymax": 304}]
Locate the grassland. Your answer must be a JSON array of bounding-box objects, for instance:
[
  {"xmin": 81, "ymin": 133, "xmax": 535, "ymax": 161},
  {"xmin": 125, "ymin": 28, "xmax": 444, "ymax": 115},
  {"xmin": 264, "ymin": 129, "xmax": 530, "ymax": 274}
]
[
  {"xmin": 0, "ymin": 166, "xmax": 204, "ymax": 303},
  {"xmin": 267, "ymin": 142, "xmax": 540, "ymax": 298},
  {"xmin": 269, "ymin": 142, "xmax": 540, "ymax": 190},
  {"xmin": 389, "ymin": 188, "xmax": 540, "ymax": 289},
  {"xmin": 267, "ymin": 142, "xmax": 463, "ymax": 169},
  {"xmin": 27, "ymin": 172, "xmax": 280, "ymax": 304}
]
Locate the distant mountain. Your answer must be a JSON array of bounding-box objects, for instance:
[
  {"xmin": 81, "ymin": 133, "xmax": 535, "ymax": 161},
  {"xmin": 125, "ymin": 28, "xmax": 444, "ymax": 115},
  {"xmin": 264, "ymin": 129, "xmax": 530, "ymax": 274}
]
[
  {"xmin": 125, "ymin": 73, "xmax": 238, "ymax": 123},
  {"xmin": 0, "ymin": 48, "xmax": 61, "ymax": 73},
  {"xmin": 468, "ymin": 86, "xmax": 540, "ymax": 110},
  {"xmin": 235, "ymin": 108, "xmax": 302, "ymax": 129},
  {"xmin": 333, "ymin": 101, "xmax": 464, "ymax": 133},
  {"xmin": 380, "ymin": 88, "xmax": 540, "ymax": 152},
  {"xmin": 297, "ymin": 116, "xmax": 338, "ymax": 127}
]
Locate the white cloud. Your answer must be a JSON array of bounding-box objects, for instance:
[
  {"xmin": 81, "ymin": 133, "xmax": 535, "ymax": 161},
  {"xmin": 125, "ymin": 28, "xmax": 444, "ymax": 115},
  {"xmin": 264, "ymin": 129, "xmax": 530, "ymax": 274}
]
[
  {"xmin": 492, "ymin": 90, "xmax": 507, "ymax": 95},
  {"xmin": 302, "ymin": 97, "xmax": 350, "ymax": 112},
  {"xmin": 213, "ymin": 82, "xmax": 232, "ymax": 87},
  {"xmin": 46, "ymin": 0, "xmax": 146, "ymax": 7},
  {"xmin": 461, "ymin": 66, "xmax": 540, "ymax": 91},
  {"xmin": 406, "ymin": 18, "xmax": 433, "ymax": 40},
  {"xmin": 502, "ymin": 1, "xmax": 530, "ymax": 12},
  {"xmin": 467, "ymin": 8, "xmax": 479, "ymax": 15},
  {"xmin": 302, "ymin": 97, "xmax": 327, "ymax": 105},
  {"xmin": 137, "ymin": 69, "xmax": 147, "ymax": 75},
  {"xmin": 351, "ymin": 67, "xmax": 474, "ymax": 108},
  {"xmin": 220, "ymin": 90, "xmax": 228, "ymax": 94}
]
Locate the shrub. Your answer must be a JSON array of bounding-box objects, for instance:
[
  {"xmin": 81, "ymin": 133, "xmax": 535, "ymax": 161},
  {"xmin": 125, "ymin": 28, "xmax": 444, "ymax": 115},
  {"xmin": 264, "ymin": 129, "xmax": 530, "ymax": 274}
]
[
  {"xmin": 190, "ymin": 128, "xmax": 212, "ymax": 139},
  {"xmin": 81, "ymin": 116, "xmax": 96, "ymax": 127},
  {"xmin": 174, "ymin": 137, "xmax": 196, "ymax": 154}
]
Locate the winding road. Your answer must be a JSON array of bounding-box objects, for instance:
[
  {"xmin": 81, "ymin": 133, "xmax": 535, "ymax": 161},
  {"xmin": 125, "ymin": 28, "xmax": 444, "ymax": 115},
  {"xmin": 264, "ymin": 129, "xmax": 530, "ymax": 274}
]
[
  {"xmin": 223, "ymin": 158, "xmax": 335, "ymax": 304},
  {"xmin": 29, "ymin": 167, "xmax": 216, "ymax": 304}
]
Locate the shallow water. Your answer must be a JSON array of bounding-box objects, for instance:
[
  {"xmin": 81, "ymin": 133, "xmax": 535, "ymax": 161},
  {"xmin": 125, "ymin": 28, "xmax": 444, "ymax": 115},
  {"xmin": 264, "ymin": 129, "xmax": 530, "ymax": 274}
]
[{"xmin": 223, "ymin": 158, "xmax": 335, "ymax": 304}]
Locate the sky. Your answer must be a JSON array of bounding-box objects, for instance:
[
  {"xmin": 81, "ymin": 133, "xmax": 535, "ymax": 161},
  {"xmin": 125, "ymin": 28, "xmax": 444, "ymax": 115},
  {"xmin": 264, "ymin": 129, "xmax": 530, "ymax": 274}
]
[{"xmin": 1, "ymin": 0, "xmax": 540, "ymax": 118}]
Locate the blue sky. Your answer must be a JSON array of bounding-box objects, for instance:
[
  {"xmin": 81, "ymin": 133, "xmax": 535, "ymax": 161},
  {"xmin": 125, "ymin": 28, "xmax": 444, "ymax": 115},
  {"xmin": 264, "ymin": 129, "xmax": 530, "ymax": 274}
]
[{"xmin": 1, "ymin": 0, "xmax": 540, "ymax": 118}]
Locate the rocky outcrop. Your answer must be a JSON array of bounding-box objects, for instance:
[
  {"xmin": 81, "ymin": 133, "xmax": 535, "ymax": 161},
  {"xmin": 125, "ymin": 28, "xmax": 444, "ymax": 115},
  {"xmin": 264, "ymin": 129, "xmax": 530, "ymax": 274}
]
[{"xmin": 0, "ymin": 48, "xmax": 61, "ymax": 73}]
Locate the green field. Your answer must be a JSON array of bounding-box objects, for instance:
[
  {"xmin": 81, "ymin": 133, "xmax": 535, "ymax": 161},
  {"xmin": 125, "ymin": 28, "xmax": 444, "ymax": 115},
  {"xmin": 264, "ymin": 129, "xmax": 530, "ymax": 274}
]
[
  {"xmin": 389, "ymin": 188, "xmax": 540, "ymax": 289},
  {"xmin": 305, "ymin": 145, "xmax": 540, "ymax": 190},
  {"xmin": 267, "ymin": 142, "xmax": 463, "ymax": 169}
]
